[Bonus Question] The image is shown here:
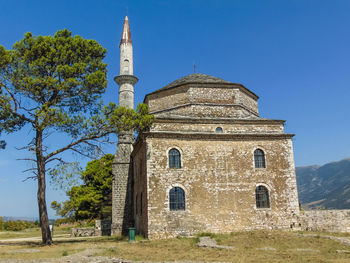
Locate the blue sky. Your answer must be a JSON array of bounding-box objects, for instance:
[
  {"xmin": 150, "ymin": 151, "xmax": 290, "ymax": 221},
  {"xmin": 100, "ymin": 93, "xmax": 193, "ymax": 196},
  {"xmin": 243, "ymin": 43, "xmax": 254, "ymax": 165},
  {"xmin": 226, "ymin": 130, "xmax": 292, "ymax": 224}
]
[{"xmin": 0, "ymin": 0, "xmax": 350, "ymax": 218}]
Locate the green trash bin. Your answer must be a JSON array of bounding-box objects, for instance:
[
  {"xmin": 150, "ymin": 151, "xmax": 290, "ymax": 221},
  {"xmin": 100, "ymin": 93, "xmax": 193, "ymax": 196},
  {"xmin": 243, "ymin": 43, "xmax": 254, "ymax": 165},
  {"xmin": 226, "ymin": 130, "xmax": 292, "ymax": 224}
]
[{"xmin": 128, "ymin": 227, "xmax": 135, "ymax": 242}]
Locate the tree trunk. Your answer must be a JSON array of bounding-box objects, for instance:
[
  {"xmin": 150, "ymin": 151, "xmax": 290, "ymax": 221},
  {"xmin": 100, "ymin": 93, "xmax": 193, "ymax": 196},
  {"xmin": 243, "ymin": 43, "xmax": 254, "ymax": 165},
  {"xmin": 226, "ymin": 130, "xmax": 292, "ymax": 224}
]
[{"xmin": 36, "ymin": 130, "xmax": 52, "ymax": 245}]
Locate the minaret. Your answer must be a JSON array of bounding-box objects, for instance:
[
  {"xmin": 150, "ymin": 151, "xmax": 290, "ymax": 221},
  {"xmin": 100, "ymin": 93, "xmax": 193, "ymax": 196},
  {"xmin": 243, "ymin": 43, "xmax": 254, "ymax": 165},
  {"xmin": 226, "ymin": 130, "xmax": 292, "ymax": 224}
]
[{"xmin": 111, "ymin": 16, "xmax": 138, "ymax": 236}]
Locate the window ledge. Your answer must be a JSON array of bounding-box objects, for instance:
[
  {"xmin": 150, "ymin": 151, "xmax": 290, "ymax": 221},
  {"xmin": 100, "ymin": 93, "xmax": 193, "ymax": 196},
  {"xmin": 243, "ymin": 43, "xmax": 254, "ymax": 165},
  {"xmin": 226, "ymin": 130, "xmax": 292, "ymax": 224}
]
[{"xmin": 255, "ymin": 208, "xmax": 271, "ymax": 211}]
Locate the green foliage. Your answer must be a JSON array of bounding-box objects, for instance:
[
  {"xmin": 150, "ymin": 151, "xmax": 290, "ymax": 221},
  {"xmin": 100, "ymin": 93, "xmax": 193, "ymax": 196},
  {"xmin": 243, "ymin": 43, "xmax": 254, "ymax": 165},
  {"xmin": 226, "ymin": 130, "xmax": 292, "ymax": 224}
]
[
  {"xmin": 0, "ymin": 217, "xmax": 4, "ymax": 230},
  {"xmin": 3, "ymin": 220, "xmax": 38, "ymax": 231},
  {"xmin": 0, "ymin": 29, "xmax": 153, "ymax": 162},
  {"xmin": 5, "ymin": 221, "xmax": 26, "ymax": 231},
  {"xmin": 49, "ymin": 162, "xmax": 82, "ymax": 191},
  {"xmin": 0, "ymin": 30, "xmax": 107, "ymax": 144},
  {"xmin": 51, "ymin": 154, "xmax": 114, "ymax": 220}
]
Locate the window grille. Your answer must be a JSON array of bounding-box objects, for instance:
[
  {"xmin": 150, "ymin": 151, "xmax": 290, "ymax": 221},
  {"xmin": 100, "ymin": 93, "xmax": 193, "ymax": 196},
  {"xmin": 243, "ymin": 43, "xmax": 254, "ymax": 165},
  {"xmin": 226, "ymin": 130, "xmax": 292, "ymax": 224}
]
[
  {"xmin": 255, "ymin": 185, "xmax": 270, "ymax": 208},
  {"xmin": 169, "ymin": 148, "xmax": 181, "ymax": 168},
  {"xmin": 254, "ymin": 149, "xmax": 266, "ymax": 168},
  {"xmin": 169, "ymin": 187, "xmax": 185, "ymax": 211}
]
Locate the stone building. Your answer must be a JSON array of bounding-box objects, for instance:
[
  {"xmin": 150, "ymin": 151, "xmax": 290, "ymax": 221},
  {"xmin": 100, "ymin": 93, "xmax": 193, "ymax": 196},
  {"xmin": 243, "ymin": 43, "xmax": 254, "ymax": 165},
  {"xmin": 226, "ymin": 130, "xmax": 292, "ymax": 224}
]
[{"xmin": 112, "ymin": 17, "xmax": 300, "ymax": 239}]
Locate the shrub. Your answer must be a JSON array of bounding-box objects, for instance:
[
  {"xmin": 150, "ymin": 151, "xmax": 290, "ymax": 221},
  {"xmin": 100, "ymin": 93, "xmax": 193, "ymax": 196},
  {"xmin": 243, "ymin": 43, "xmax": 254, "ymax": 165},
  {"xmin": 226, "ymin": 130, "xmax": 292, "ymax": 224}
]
[
  {"xmin": 5, "ymin": 221, "xmax": 26, "ymax": 231},
  {"xmin": 3, "ymin": 220, "xmax": 38, "ymax": 231},
  {"xmin": 0, "ymin": 217, "xmax": 4, "ymax": 231}
]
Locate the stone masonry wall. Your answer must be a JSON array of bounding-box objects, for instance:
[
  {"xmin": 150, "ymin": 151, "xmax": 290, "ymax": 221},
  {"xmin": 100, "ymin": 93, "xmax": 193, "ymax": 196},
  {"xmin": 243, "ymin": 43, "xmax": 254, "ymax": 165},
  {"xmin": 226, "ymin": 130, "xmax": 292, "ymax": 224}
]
[
  {"xmin": 95, "ymin": 219, "xmax": 112, "ymax": 236},
  {"xmin": 112, "ymin": 132, "xmax": 134, "ymax": 236},
  {"xmin": 154, "ymin": 104, "xmax": 257, "ymax": 119},
  {"xmin": 146, "ymin": 85, "xmax": 190, "ymax": 114},
  {"xmin": 147, "ymin": 84, "xmax": 258, "ymax": 119},
  {"xmin": 70, "ymin": 228, "xmax": 95, "ymax": 237},
  {"xmin": 298, "ymin": 210, "xmax": 350, "ymax": 233},
  {"xmin": 235, "ymin": 87, "xmax": 258, "ymax": 115},
  {"xmin": 144, "ymin": 135, "xmax": 299, "ymax": 239},
  {"xmin": 132, "ymin": 141, "xmax": 148, "ymax": 236}
]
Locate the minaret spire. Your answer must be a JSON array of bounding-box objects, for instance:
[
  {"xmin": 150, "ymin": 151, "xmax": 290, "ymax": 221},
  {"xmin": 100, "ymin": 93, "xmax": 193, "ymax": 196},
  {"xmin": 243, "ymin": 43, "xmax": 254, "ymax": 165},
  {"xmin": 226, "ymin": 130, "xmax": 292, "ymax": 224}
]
[{"xmin": 120, "ymin": 16, "xmax": 132, "ymax": 46}]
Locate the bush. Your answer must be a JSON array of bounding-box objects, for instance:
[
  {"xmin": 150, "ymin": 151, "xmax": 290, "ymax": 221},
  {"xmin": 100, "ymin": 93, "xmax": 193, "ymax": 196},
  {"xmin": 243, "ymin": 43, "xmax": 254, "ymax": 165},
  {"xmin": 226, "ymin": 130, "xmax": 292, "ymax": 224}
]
[
  {"xmin": 3, "ymin": 220, "xmax": 39, "ymax": 231},
  {"xmin": 0, "ymin": 217, "xmax": 4, "ymax": 231},
  {"xmin": 5, "ymin": 221, "xmax": 27, "ymax": 231}
]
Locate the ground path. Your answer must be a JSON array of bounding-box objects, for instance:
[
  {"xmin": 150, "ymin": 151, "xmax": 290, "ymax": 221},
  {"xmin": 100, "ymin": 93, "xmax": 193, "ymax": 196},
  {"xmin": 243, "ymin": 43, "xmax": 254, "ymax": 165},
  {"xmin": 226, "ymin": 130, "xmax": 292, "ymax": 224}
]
[
  {"xmin": 0, "ymin": 234, "xmax": 97, "ymax": 244},
  {"xmin": 1, "ymin": 233, "xmax": 350, "ymax": 262}
]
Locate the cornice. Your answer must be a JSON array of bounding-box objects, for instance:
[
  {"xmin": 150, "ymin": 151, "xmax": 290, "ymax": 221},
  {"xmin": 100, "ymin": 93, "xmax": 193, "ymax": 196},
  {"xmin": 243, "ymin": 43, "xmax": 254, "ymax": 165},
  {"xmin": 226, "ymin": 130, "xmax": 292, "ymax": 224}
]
[
  {"xmin": 153, "ymin": 117, "xmax": 286, "ymax": 125},
  {"xmin": 142, "ymin": 131, "xmax": 294, "ymax": 140}
]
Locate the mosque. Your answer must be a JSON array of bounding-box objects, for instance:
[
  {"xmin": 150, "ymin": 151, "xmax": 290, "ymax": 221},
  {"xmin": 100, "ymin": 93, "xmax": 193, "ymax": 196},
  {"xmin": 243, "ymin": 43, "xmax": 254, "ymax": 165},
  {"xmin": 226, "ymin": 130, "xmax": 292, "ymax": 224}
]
[{"xmin": 111, "ymin": 16, "xmax": 300, "ymax": 239}]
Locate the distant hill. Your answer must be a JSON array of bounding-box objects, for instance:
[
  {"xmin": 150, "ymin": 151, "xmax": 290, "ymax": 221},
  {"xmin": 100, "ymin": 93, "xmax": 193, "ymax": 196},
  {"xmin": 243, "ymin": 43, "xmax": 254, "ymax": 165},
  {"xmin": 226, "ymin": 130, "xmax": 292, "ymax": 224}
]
[
  {"xmin": 1, "ymin": 216, "xmax": 38, "ymax": 222},
  {"xmin": 296, "ymin": 158, "xmax": 350, "ymax": 209}
]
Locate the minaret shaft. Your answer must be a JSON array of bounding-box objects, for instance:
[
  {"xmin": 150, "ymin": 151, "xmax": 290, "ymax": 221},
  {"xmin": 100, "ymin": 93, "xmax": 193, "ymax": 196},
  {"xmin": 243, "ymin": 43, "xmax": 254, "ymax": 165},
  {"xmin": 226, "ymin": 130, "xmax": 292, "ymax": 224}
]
[{"xmin": 120, "ymin": 44, "xmax": 133, "ymax": 75}]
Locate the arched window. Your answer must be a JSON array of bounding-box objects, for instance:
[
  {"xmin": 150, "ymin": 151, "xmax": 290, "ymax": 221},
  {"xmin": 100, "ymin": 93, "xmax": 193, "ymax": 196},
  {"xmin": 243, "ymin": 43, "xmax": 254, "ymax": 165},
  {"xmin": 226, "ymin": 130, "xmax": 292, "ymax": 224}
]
[
  {"xmin": 215, "ymin": 127, "xmax": 223, "ymax": 133},
  {"xmin": 169, "ymin": 187, "xmax": 185, "ymax": 211},
  {"xmin": 254, "ymin": 149, "xmax": 266, "ymax": 168},
  {"xmin": 123, "ymin": 59, "xmax": 129, "ymax": 74},
  {"xmin": 255, "ymin": 185, "xmax": 270, "ymax": 208},
  {"xmin": 169, "ymin": 148, "xmax": 181, "ymax": 168}
]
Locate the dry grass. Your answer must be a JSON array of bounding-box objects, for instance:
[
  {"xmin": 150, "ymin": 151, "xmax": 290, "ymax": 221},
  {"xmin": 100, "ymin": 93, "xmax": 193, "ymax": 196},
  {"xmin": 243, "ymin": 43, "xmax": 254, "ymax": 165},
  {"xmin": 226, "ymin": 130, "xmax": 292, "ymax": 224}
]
[
  {"xmin": 0, "ymin": 231, "xmax": 349, "ymax": 262},
  {"xmin": 0, "ymin": 242, "xmax": 86, "ymax": 260},
  {"xmin": 0, "ymin": 227, "xmax": 70, "ymax": 240},
  {"xmin": 0, "ymin": 228, "xmax": 41, "ymax": 239},
  {"xmin": 99, "ymin": 231, "xmax": 350, "ymax": 262}
]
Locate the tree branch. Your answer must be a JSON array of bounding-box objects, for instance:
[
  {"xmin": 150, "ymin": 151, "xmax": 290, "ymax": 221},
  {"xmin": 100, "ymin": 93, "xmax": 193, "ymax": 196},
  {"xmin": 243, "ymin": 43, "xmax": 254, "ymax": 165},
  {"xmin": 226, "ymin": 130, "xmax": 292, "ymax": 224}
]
[
  {"xmin": 1, "ymin": 82, "xmax": 18, "ymax": 112},
  {"xmin": 16, "ymin": 158, "xmax": 36, "ymax": 162},
  {"xmin": 69, "ymin": 147, "xmax": 96, "ymax": 159},
  {"xmin": 45, "ymin": 157, "xmax": 65, "ymax": 165},
  {"xmin": 22, "ymin": 175, "xmax": 37, "ymax": 182},
  {"xmin": 45, "ymin": 132, "xmax": 110, "ymax": 160},
  {"xmin": 22, "ymin": 167, "xmax": 37, "ymax": 173}
]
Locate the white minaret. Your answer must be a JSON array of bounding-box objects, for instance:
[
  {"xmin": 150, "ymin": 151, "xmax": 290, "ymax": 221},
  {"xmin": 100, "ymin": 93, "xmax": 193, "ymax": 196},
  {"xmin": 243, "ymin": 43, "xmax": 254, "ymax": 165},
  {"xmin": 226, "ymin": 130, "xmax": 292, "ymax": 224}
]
[
  {"xmin": 115, "ymin": 16, "xmax": 138, "ymax": 109},
  {"xmin": 112, "ymin": 16, "xmax": 138, "ymax": 236}
]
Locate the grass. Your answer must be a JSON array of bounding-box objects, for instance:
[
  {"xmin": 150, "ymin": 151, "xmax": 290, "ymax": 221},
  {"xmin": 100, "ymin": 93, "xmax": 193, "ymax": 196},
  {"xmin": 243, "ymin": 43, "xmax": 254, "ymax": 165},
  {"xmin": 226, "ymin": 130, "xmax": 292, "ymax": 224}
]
[
  {"xmin": 0, "ymin": 228, "xmax": 42, "ymax": 239},
  {"xmin": 0, "ymin": 226, "xmax": 70, "ymax": 240},
  {"xmin": 0, "ymin": 242, "xmax": 86, "ymax": 260},
  {"xmin": 0, "ymin": 230, "xmax": 349, "ymax": 262},
  {"xmin": 99, "ymin": 231, "xmax": 350, "ymax": 262}
]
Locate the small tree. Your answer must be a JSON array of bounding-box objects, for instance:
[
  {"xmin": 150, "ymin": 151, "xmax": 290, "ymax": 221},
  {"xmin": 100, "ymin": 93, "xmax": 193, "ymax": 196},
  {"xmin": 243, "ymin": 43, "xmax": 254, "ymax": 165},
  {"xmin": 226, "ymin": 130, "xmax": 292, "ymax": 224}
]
[
  {"xmin": 0, "ymin": 30, "xmax": 153, "ymax": 244},
  {"xmin": 51, "ymin": 154, "xmax": 114, "ymax": 220}
]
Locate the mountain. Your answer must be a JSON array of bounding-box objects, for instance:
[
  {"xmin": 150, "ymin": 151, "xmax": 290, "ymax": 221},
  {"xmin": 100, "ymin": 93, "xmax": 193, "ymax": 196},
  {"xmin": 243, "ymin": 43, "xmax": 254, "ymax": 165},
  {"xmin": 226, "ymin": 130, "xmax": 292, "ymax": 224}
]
[{"xmin": 296, "ymin": 158, "xmax": 350, "ymax": 209}]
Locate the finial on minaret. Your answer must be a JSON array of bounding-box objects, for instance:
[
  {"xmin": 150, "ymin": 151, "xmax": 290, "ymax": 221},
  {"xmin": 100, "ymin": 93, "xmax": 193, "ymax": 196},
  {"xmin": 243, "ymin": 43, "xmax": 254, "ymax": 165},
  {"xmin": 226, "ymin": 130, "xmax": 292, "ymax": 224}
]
[{"xmin": 120, "ymin": 16, "xmax": 132, "ymax": 46}]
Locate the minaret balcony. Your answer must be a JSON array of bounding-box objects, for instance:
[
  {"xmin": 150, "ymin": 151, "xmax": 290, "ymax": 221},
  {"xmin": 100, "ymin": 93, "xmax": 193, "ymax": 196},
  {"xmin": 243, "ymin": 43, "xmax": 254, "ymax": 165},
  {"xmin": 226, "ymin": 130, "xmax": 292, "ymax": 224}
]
[{"xmin": 114, "ymin": 75, "xmax": 139, "ymax": 86}]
